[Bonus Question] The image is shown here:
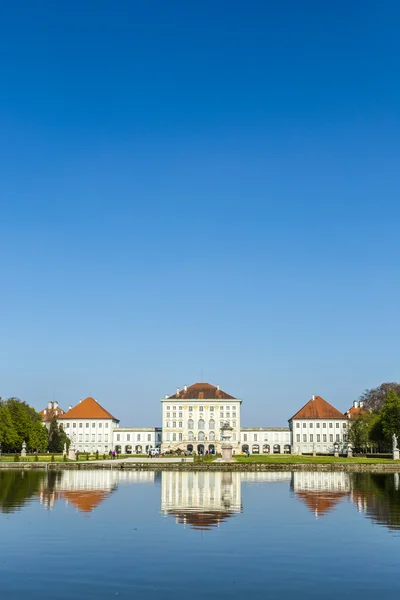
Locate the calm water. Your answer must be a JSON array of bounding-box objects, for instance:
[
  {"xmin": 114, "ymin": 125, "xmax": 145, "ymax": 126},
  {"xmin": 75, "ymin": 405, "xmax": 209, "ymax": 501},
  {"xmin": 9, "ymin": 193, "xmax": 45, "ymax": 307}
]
[{"xmin": 2, "ymin": 469, "xmax": 400, "ymax": 599}]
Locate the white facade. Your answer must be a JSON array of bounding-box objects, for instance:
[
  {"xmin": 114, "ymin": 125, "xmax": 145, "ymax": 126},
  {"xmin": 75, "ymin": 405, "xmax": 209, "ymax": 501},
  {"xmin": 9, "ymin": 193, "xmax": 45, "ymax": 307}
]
[
  {"xmin": 240, "ymin": 428, "xmax": 291, "ymax": 454},
  {"xmin": 63, "ymin": 417, "xmax": 118, "ymax": 454},
  {"xmin": 161, "ymin": 386, "xmax": 242, "ymax": 454},
  {"xmin": 290, "ymin": 417, "xmax": 348, "ymax": 455},
  {"xmin": 113, "ymin": 428, "xmax": 162, "ymax": 454}
]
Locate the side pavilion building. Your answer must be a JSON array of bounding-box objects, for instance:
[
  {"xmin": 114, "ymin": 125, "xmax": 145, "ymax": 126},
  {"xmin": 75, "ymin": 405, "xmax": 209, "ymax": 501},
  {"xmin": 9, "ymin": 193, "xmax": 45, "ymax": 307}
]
[
  {"xmin": 289, "ymin": 395, "xmax": 348, "ymax": 455},
  {"xmin": 59, "ymin": 397, "xmax": 120, "ymax": 455}
]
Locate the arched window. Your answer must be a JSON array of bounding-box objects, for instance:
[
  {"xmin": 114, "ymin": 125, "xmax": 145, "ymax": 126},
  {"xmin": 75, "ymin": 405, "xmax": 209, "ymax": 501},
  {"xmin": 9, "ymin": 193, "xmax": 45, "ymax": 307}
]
[
  {"xmin": 209, "ymin": 419, "xmax": 215, "ymax": 429},
  {"xmin": 209, "ymin": 431, "xmax": 215, "ymax": 441},
  {"xmin": 188, "ymin": 431, "xmax": 194, "ymax": 441},
  {"xmin": 188, "ymin": 419, "xmax": 194, "ymax": 429},
  {"xmin": 198, "ymin": 431, "xmax": 205, "ymax": 441},
  {"xmin": 198, "ymin": 419, "xmax": 205, "ymax": 429}
]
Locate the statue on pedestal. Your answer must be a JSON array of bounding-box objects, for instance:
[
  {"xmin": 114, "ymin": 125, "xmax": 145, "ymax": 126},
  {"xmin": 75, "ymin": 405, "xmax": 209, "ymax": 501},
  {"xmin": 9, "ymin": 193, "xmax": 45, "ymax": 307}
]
[
  {"xmin": 220, "ymin": 422, "xmax": 234, "ymax": 462},
  {"xmin": 392, "ymin": 434, "xmax": 399, "ymax": 460},
  {"xmin": 68, "ymin": 435, "xmax": 77, "ymax": 461},
  {"xmin": 21, "ymin": 441, "xmax": 27, "ymax": 457}
]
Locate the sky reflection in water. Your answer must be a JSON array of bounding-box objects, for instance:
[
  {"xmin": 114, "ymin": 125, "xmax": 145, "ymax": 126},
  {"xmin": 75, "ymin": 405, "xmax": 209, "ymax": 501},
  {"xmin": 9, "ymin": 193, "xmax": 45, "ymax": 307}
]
[{"xmin": 1, "ymin": 469, "xmax": 400, "ymax": 599}]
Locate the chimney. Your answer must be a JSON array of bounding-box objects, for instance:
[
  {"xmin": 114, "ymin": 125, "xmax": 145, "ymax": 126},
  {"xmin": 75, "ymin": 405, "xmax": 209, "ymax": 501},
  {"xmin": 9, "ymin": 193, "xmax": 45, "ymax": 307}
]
[
  {"xmin": 43, "ymin": 409, "xmax": 46, "ymax": 415},
  {"xmin": 48, "ymin": 401, "xmax": 53, "ymax": 410},
  {"xmin": 359, "ymin": 401, "xmax": 364, "ymax": 409},
  {"xmin": 354, "ymin": 401, "xmax": 359, "ymax": 409},
  {"xmin": 217, "ymin": 384, "xmax": 220, "ymax": 391},
  {"xmin": 312, "ymin": 395, "xmax": 315, "ymax": 401},
  {"xmin": 184, "ymin": 385, "xmax": 187, "ymax": 392},
  {"xmin": 68, "ymin": 405, "xmax": 72, "ymax": 411},
  {"xmin": 165, "ymin": 394, "xmax": 169, "ymax": 399},
  {"xmin": 53, "ymin": 401, "xmax": 58, "ymax": 410},
  {"xmin": 176, "ymin": 388, "xmax": 180, "ymax": 396}
]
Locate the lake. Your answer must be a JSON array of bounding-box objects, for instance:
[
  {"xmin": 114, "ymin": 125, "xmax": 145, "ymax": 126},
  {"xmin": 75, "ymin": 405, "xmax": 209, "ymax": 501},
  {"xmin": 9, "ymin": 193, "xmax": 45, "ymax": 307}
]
[{"xmin": 1, "ymin": 469, "xmax": 400, "ymax": 599}]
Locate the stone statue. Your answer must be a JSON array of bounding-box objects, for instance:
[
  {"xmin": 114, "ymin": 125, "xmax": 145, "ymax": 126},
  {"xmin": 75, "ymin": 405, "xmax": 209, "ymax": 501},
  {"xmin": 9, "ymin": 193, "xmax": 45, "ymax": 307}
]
[
  {"xmin": 63, "ymin": 443, "xmax": 67, "ymax": 457},
  {"xmin": 392, "ymin": 433, "xmax": 398, "ymax": 452},
  {"xmin": 21, "ymin": 440, "xmax": 27, "ymax": 457}
]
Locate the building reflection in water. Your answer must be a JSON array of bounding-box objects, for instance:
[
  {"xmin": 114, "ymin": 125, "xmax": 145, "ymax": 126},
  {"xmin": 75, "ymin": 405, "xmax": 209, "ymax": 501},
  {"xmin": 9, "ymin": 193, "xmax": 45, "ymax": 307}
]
[
  {"xmin": 39, "ymin": 470, "xmax": 156, "ymax": 513},
  {"xmin": 291, "ymin": 471, "xmax": 351, "ymax": 518}
]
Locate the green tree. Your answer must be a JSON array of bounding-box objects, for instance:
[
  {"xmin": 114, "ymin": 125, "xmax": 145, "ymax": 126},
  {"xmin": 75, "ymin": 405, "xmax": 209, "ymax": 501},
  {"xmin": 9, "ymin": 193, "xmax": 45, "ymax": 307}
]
[
  {"xmin": 359, "ymin": 382, "xmax": 400, "ymax": 413},
  {"xmin": 380, "ymin": 390, "xmax": 400, "ymax": 443},
  {"xmin": 0, "ymin": 404, "xmax": 19, "ymax": 451},
  {"xmin": 47, "ymin": 417, "xmax": 69, "ymax": 453},
  {"xmin": 348, "ymin": 413, "xmax": 370, "ymax": 450},
  {"xmin": 4, "ymin": 398, "xmax": 47, "ymax": 452}
]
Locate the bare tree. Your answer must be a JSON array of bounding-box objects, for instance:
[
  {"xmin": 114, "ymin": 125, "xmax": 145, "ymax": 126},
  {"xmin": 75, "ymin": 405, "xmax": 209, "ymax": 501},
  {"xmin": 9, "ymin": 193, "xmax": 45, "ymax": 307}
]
[{"xmin": 359, "ymin": 382, "xmax": 400, "ymax": 413}]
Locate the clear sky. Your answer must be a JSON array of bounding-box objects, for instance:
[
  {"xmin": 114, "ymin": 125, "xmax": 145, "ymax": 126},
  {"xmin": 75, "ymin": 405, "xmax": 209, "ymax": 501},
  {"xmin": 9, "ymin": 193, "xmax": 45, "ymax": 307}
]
[{"xmin": 1, "ymin": 1, "xmax": 400, "ymax": 427}]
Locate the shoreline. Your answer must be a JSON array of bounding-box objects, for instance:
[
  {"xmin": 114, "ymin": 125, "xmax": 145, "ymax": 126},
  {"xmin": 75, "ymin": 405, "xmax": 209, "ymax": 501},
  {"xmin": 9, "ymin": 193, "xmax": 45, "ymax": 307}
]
[{"xmin": 2, "ymin": 461, "xmax": 400, "ymax": 473}]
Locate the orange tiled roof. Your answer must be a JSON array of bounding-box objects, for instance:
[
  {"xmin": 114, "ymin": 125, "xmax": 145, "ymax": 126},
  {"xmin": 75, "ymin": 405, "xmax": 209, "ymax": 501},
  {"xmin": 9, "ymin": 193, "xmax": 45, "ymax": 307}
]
[
  {"xmin": 59, "ymin": 397, "xmax": 119, "ymax": 421},
  {"xmin": 63, "ymin": 490, "xmax": 112, "ymax": 513},
  {"xmin": 295, "ymin": 490, "xmax": 348, "ymax": 516},
  {"xmin": 290, "ymin": 396, "xmax": 345, "ymax": 420},
  {"xmin": 345, "ymin": 406, "xmax": 368, "ymax": 419},
  {"xmin": 167, "ymin": 383, "xmax": 236, "ymax": 400}
]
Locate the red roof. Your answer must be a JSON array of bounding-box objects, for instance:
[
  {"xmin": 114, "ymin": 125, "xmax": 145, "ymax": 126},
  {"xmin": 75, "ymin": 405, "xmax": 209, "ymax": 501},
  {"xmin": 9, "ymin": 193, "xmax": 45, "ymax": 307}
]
[
  {"xmin": 345, "ymin": 406, "xmax": 368, "ymax": 420},
  {"xmin": 59, "ymin": 397, "xmax": 119, "ymax": 421},
  {"xmin": 290, "ymin": 396, "xmax": 345, "ymax": 420},
  {"xmin": 167, "ymin": 383, "xmax": 236, "ymax": 400},
  {"xmin": 40, "ymin": 406, "xmax": 65, "ymax": 422}
]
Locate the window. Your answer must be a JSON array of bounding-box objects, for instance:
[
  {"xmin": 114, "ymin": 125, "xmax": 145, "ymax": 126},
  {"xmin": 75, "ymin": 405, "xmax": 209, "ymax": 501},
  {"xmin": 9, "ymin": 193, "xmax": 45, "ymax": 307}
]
[
  {"xmin": 173, "ymin": 433, "xmax": 176, "ymax": 441},
  {"xmin": 85, "ymin": 434, "xmax": 89, "ymax": 442},
  {"xmin": 329, "ymin": 434, "xmax": 333, "ymax": 442},
  {"xmin": 188, "ymin": 419, "xmax": 194, "ymax": 429},
  {"xmin": 226, "ymin": 406, "xmax": 230, "ymax": 411},
  {"xmin": 167, "ymin": 406, "xmax": 170, "ymax": 410},
  {"xmin": 323, "ymin": 434, "xmax": 327, "ymax": 442},
  {"xmin": 173, "ymin": 406, "xmax": 176, "ymax": 410},
  {"xmin": 303, "ymin": 423, "xmax": 306, "ymax": 428},
  {"xmin": 199, "ymin": 406, "xmax": 203, "ymax": 412},
  {"xmin": 336, "ymin": 423, "xmax": 339, "ymax": 428},
  {"xmin": 198, "ymin": 431, "xmax": 205, "ymax": 441},
  {"xmin": 329, "ymin": 423, "xmax": 333, "ymax": 428},
  {"xmin": 79, "ymin": 423, "xmax": 83, "ymax": 428},
  {"xmin": 323, "ymin": 423, "xmax": 326, "ymax": 428},
  {"xmin": 98, "ymin": 435, "xmax": 102, "ymax": 442},
  {"xmin": 179, "ymin": 433, "xmax": 182, "ymax": 441},
  {"xmin": 188, "ymin": 431, "xmax": 194, "ymax": 441},
  {"xmin": 209, "ymin": 419, "xmax": 215, "ymax": 429},
  {"xmin": 296, "ymin": 434, "xmax": 300, "ymax": 442},
  {"xmin": 310, "ymin": 423, "xmax": 313, "ymax": 428},
  {"xmin": 92, "ymin": 434, "xmax": 95, "ymax": 442},
  {"xmin": 316, "ymin": 423, "xmax": 320, "ymax": 428},
  {"xmin": 173, "ymin": 421, "xmax": 176, "ymax": 428},
  {"xmin": 209, "ymin": 431, "xmax": 215, "ymax": 441},
  {"xmin": 310, "ymin": 435, "xmax": 313, "ymax": 442},
  {"xmin": 303, "ymin": 435, "xmax": 307, "ymax": 442},
  {"xmin": 210, "ymin": 406, "xmax": 214, "ymax": 412},
  {"xmin": 317, "ymin": 434, "xmax": 320, "ymax": 442},
  {"xmin": 179, "ymin": 406, "xmax": 182, "ymax": 410},
  {"xmin": 86, "ymin": 423, "xmax": 89, "ymax": 428},
  {"xmin": 343, "ymin": 434, "xmax": 347, "ymax": 441},
  {"xmin": 117, "ymin": 434, "xmax": 120, "ymax": 441},
  {"xmin": 198, "ymin": 419, "xmax": 205, "ymax": 429},
  {"xmin": 179, "ymin": 413, "xmax": 182, "ymax": 418},
  {"xmin": 296, "ymin": 423, "xmax": 300, "ymax": 428},
  {"xmin": 166, "ymin": 413, "xmax": 170, "ymax": 418},
  {"xmin": 233, "ymin": 421, "xmax": 236, "ymax": 427},
  {"xmin": 244, "ymin": 434, "xmax": 247, "ymax": 442},
  {"xmin": 336, "ymin": 434, "xmax": 340, "ymax": 441},
  {"xmin": 172, "ymin": 413, "xmax": 176, "ymax": 418},
  {"xmin": 220, "ymin": 413, "xmax": 223, "ymax": 419},
  {"xmin": 92, "ymin": 423, "xmax": 96, "ymax": 428},
  {"xmin": 148, "ymin": 434, "xmax": 151, "ymax": 441},
  {"xmin": 73, "ymin": 423, "xmax": 76, "ymax": 428},
  {"xmin": 105, "ymin": 435, "xmax": 108, "ymax": 442},
  {"xmin": 66, "ymin": 423, "xmax": 70, "ymax": 428},
  {"xmin": 79, "ymin": 434, "xmax": 82, "ymax": 441},
  {"xmin": 105, "ymin": 423, "xmax": 109, "ymax": 428},
  {"xmin": 99, "ymin": 423, "xmax": 102, "ymax": 428},
  {"xmin": 127, "ymin": 434, "xmax": 130, "ymax": 441},
  {"xmin": 343, "ymin": 423, "xmax": 347, "ymax": 429},
  {"xmin": 179, "ymin": 421, "xmax": 182, "ymax": 428},
  {"xmin": 254, "ymin": 434, "xmax": 258, "ymax": 442}
]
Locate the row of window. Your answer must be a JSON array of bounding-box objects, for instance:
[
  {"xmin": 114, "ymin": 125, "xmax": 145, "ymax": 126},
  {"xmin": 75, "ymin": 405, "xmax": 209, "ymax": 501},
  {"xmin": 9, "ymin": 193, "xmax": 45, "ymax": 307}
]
[
  {"xmin": 164, "ymin": 431, "xmax": 237, "ymax": 442},
  {"xmin": 296, "ymin": 434, "xmax": 347, "ymax": 443},
  {"xmin": 116, "ymin": 433, "xmax": 152, "ymax": 442},
  {"xmin": 243, "ymin": 433, "xmax": 289, "ymax": 442},
  {"xmin": 166, "ymin": 411, "xmax": 238, "ymax": 419},
  {"xmin": 64, "ymin": 422, "xmax": 110, "ymax": 429},
  {"xmin": 166, "ymin": 405, "xmax": 237, "ymax": 411},
  {"xmin": 78, "ymin": 434, "xmax": 109, "ymax": 442},
  {"xmin": 165, "ymin": 420, "xmax": 237, "ymax": 429},
  {"xmin": 295, "ymin": 422, "xmax": 346, "ymax": 429}
]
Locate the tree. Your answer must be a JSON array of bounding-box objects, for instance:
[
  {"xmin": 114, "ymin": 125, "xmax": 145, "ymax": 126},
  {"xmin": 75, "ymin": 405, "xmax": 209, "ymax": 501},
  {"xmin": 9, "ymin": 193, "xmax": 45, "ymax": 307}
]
[
  {"xmin": 380, "ymin": 390, "xmax": 400, "ymax": 443},
  {"xmin": 3, "ymin": 398, "xmax": 48, "ymax": 452},
  {"xmin": 348, "ymin": 413, "xmax": 370, "ymax": 450},
  {"xmin": 359, "ymin": 382, "xmax": 400, "ymax": 413},
  {"xmin": 0, "ymin": 404, "xmax": 19, "ymax": 451},
  {"xmin": 48, "ymin": 417, "xmax": 69, "ymax": 453}
]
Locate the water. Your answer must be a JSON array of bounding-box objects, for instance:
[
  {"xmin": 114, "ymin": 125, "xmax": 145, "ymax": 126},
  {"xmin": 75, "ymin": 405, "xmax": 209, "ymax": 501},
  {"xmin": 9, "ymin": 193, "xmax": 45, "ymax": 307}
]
[{"xmin": 1, "ymin": 469, "xmax": 400, "ymax": 599}]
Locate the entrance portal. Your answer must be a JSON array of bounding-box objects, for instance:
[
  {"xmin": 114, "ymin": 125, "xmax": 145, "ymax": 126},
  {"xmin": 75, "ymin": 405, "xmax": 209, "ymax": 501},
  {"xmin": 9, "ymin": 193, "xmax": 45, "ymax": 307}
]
[{"xmin": 197, "ymin": 444, "xmax": 205, "ymax": 455}]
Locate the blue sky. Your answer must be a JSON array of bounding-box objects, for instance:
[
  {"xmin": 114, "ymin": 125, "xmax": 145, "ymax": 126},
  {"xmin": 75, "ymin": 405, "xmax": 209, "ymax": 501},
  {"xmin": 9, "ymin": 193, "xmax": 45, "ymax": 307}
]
[{"xmin": 1, "ymin": 1, "xmax": 400, "ymax": 426}]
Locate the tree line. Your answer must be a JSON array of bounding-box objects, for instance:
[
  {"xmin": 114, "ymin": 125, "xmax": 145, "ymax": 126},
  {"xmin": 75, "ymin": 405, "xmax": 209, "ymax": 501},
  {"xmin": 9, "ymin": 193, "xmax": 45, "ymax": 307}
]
[
  {"xmin": 0, "ymin": 398, "xmax": 68, "ymax": 453},
  {"xmin": 348, "ymin": 383, "xmax": 400, "ymax": 452}
]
